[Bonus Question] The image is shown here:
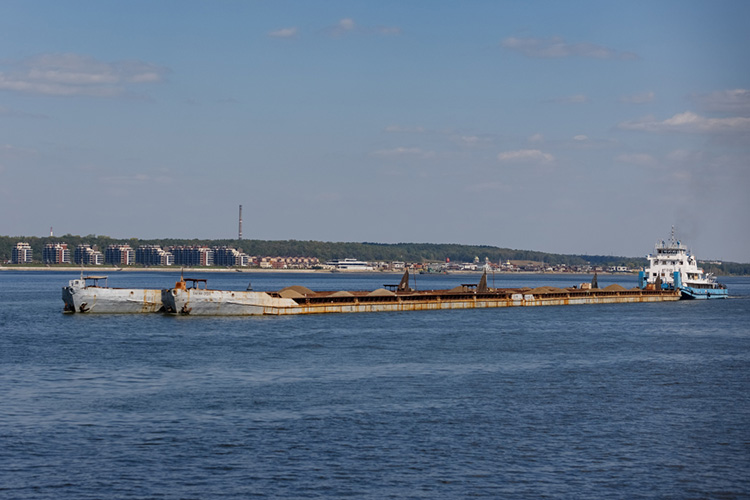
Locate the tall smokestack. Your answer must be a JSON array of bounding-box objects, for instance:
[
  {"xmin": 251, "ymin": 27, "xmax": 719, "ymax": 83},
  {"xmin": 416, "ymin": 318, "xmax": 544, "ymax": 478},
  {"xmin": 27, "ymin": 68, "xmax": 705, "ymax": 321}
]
[{"xmin": 238, "ymin": 205, "xmax": 243, "ymax": 240}]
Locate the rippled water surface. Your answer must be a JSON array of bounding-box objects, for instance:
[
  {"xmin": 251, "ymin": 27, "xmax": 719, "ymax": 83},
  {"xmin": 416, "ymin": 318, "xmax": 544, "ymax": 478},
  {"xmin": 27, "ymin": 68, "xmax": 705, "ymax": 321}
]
[{"xmin": 1, "ymin": 271, "xmax": 749, "ymax": 499}]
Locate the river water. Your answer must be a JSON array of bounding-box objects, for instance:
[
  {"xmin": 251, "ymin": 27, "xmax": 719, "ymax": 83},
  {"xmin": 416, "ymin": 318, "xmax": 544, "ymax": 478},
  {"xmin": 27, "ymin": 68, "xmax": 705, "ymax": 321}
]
[{"xmin": 1, "ymin": 271, "xmax": 749, "ymax": 499}]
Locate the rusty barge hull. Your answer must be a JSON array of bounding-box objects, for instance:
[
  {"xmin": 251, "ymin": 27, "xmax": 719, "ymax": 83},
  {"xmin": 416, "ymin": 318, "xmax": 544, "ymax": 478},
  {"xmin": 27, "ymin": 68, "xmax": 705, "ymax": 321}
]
[
  {"xmin": 63, "ymin": 286, "xmax": 163, "ymax": 313},
  {"xmin": 280, "ymin": 291, "xmax": 680, "ymax": 315},
  {"xmin": 62, "ymin": 276, "xmax": 163, "ymax": 314},
  {"xmin": 162, "ymin": 286, "xmax": 680, "ymax": 316}
]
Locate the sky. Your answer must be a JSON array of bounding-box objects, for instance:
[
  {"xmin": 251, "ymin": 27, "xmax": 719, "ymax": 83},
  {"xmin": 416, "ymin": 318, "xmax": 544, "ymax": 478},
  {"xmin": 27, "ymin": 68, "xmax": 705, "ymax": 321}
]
[{"xmin": 1, "ymin": 1, "xmax": 749, "ymax": 262}]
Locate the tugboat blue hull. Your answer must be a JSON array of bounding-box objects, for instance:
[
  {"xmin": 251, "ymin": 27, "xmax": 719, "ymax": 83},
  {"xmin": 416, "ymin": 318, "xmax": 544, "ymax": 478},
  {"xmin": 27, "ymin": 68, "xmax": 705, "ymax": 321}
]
[{"xmin": 680, "ymin": 287, "xmax": 729, "ymax": 300}]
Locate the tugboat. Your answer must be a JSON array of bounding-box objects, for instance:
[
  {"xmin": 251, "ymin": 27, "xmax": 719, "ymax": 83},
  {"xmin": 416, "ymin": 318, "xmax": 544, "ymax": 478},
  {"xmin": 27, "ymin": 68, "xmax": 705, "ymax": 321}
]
[{"xmin": 639, "ymin": 227, "xmax": 728, "ymax": 299}]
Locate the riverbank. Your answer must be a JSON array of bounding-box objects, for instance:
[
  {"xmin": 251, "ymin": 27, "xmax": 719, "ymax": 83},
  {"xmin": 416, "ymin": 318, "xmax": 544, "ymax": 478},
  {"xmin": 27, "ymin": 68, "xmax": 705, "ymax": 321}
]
[
  {"xmin": 0, "ymin": 265, "xmax": 639, "ymax": 276},
  {"xmin": 0, "ymin": 266, "xmax": 320, "ymax": 273}
]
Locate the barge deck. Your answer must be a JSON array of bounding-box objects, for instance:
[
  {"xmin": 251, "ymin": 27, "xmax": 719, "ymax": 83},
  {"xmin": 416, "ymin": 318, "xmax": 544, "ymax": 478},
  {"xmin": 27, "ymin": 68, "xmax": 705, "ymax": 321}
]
[{"xmin": 162, "ymin": 271, "xmax": 680, "ymax": 316}]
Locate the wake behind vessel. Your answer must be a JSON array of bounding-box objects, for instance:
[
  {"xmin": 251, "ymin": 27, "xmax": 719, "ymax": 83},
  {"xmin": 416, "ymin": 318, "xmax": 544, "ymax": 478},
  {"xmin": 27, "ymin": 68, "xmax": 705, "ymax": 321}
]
[{"xmin": 638, "ymin": 228, "xmax": 728, "ymax": 299}]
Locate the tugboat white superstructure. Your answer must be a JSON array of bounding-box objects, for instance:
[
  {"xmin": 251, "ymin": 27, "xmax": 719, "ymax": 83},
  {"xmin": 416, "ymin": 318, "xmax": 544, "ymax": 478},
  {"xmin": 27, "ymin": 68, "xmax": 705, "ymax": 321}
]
[{"xmin": 639, "ymin": 228, "xmax": 728, "ymax": 299}]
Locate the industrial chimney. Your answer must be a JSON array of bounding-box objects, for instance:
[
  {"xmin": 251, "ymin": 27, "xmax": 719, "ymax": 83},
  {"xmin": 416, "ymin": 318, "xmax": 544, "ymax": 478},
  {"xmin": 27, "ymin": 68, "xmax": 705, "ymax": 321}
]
[{"xmin": 238, "ymin": 205, "xmax": 243, "ymax": 240}]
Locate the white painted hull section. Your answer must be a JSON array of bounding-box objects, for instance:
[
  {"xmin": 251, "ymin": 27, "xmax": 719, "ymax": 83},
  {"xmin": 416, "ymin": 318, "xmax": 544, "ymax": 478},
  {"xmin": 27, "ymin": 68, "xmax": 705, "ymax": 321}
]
[
  {"xmin": 162, "ymin": 289, "xmax": 300, "ymax": 315},
  {"xmin": 63, "ymin": 286, "xmax": 163, "ymax": 313}
]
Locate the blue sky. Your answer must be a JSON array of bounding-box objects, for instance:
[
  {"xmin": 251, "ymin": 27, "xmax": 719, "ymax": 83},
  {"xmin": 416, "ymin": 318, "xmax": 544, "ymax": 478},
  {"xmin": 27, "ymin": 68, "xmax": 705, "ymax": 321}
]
[{"xmin": 1, "ymin": 1, "xmax": 748, "ymax": 262}]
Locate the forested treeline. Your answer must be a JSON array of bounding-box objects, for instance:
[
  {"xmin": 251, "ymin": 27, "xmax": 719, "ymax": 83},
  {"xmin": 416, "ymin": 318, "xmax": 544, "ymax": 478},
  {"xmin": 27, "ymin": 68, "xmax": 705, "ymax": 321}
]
[{"xmin": 2, "ymin": 234, "xmax": 748, "ymax": 275}]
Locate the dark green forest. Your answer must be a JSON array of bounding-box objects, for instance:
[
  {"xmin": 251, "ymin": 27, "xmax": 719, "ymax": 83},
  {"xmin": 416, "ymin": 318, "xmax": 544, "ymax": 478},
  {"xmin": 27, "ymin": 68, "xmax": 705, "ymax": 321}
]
[{"xmin": 2, "ymin": 234, "xmax": 748, "ymax": 275}]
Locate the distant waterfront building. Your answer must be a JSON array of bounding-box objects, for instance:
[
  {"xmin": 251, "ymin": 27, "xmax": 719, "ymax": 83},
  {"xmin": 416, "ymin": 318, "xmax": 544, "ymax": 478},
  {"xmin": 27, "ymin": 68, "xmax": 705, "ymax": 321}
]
[
  {"xmin": 170, "ymin": 246, "xmax": 214, "ymax": 266},
  {"xmin": 12, "ymin": 242, "xmax": 33, "ymax": 264},
  {"xmin": 213, "ymin": 246, "xmax": 249, "ymax": 267},
  {"xmin": 250, "ymin": 255, "xmax": 319, "ymax": 269},
  {"xmin": 325, "ymin": 258, "xmax": 375, "ymax": 271},
  {"xmin": 43, "ymin": 243, "xmax": 71, "ymax": 264},
  {"xmin": 136, "ymin": 245, "xmax": 174, "ymax": 266},
  {"xmin": 105, "ymin": 244, "xmax": 134, "ymax": 266},
  {"xmin": 285, "ymin": 256, "xmax": 319, "ymax": 268},
  {"xmin": 74, "ymin": 245, "xmax": 104, "ymax": 265}
]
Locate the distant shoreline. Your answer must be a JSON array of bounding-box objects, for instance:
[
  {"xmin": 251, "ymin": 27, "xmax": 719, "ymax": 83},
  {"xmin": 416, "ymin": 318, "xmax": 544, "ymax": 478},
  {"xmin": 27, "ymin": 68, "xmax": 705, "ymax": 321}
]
[
  {"xmin": 0, "ymin": 265, "xmax": 635, "ymax": 276},
  {"xmin": 0, "ymin": 266, "xmax": 320, "ymax": 273}
]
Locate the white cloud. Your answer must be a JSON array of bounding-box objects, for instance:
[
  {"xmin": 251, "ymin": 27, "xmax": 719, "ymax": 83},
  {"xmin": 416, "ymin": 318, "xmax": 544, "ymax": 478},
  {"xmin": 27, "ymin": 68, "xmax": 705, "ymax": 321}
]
[
  {"xmin": 326, "ymin": 18, "xmax": 401, "ymax": 38},
  {"xmin": 528, "ymin": 133, "xmax": 544, "ymax": 143},
  {"xmin": 564, "ymin": 94, "xmax": 587, "ymax": 103},
  {"xmin": 615, "ymin": 153, "xmax": 658, "ymax": 167},
  {"xmin": 0, "ymin": 144, "xmax": 38, "ymax": 157},
  {"xmin": 569, "ymin": 136, "xmax": 620, "ymax": 150},
  {"xmin": 689, "ymin": 89, "xmax": 750, "ymax": 116},
  {"xmin": 497, "ymin": 149, "xmax": 555, "ymax": 164},
  {"xmin": 326, "ymin": 18, "xmax": 356, "ymax": 37},
  {"xmin": 269, "ymin": 27, "xmax": 298, "ymax": 38},
  {"xmin": 501, "ymin": 36, "xmax": 637, "ymax": 60},
  {"xmin": 618, "ymin": 111, "xmax": 750, "ymax": 134},
  {"xmin": 458, "ymin": 135, "xmax": 480, "ymax": 145},
  {"xmin": 620, "ymin": 91, "xmax": 655, "ymax": 104},
  {"xmin": 665, "ymin": 149, "xmax": 703, "ymax": 163},
  {"xmin": 0, "ymin": 74, "xmax": 120, "ymax": 97},
  {"xmin": 452, "ymin": 135, "xmax": 494, "ymax": 148},
  {"xmin": 339, "ymin": 18, "xmax": 355, "ymax": 31},
  {"xmin": 0, "ymin": 53, "xmax": 168, "ymax": 98},
  {"xmin": 373, "ymin": 147, "xmax": 434, "ymax": 158}
]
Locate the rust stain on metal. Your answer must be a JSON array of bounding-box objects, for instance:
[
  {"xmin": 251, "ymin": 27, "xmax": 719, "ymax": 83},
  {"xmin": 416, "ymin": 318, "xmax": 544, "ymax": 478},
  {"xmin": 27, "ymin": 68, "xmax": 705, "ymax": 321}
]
[
  {"xmin": 281, "ymin": 287, "xmax": 680, "ymax": 315},
  {"xmin": 156, "ymin": 270, "xmax": 682, "ymax": 317}
]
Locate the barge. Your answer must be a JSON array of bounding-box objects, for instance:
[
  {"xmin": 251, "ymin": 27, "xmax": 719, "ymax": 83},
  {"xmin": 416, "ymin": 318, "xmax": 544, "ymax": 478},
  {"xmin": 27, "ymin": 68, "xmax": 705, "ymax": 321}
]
[
  {"xmin": 162, "ymin": 271, "xmax": 680, "ymax": 316},
  {"xmin": 63, "ymin": 275, "xmax": 163, "ymax": 313}
]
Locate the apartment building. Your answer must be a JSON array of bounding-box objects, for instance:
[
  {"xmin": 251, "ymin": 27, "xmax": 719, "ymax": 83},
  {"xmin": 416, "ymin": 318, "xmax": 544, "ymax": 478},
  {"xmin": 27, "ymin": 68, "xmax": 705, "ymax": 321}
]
[
  {"xmin": 213, "ymin": 246, "xmax": 250, "ymax": 267},
  {"xmin": 43, "ymin": 243, "xmax": 71, "ymax": 264},
  {"xmin": 74, "ymin": 245, "xmax": 104, "ymax": 265},
  {"xmin": 12, "ymin": 242, "xmax": 33, "ymax": 264},
  {"xmin": 136, "ymin": 245, "xmax": 174, "ymax": 266},
  {"xmin": 169, "ymin": 246, "xmax": 214, "ymax": 266},
  {"xmin": 105, "ymin": 244, "xmax": 134, "ymax": 265}
]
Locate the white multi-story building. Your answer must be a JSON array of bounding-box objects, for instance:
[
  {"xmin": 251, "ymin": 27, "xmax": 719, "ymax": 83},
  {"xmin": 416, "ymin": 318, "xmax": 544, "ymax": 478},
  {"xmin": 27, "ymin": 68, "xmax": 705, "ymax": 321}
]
[{"xmin": 12, "ymin": 242, "xmax": 33, "ymax": 264}]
